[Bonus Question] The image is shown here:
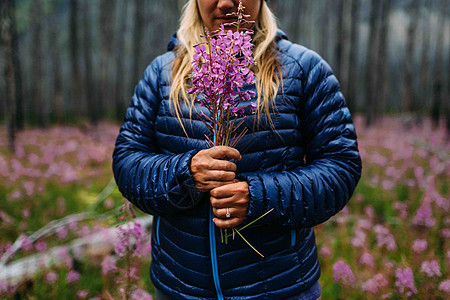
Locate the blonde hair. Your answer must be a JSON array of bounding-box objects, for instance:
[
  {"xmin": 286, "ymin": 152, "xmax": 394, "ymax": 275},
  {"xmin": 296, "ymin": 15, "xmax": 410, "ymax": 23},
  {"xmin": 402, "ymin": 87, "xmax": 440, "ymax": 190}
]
[{"xmin": 170, "ymin": 0, "xmax": 282, "ymax": 134}]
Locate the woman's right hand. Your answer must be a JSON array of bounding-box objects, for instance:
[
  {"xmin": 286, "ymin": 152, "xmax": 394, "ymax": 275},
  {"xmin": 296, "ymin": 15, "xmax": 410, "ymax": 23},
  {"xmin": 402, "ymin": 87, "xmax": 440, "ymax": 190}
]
[{"xmin": 191, "ymin": 146, "xmax": 241, "ymax": 192}]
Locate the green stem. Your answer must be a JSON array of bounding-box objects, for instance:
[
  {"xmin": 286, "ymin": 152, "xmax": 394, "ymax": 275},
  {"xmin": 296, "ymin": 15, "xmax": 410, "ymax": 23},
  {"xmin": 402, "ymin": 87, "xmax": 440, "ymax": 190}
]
[{"xmin": 234, "ymin": 229, "xmax": 264, "ymax": 257}]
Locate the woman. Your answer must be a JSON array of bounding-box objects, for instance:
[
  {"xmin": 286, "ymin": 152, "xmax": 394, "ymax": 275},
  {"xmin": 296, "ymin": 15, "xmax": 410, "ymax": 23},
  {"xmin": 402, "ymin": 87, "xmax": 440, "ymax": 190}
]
[{"xmin": 112, "ymin": 0, "xmax": 362, "ymax": 299}]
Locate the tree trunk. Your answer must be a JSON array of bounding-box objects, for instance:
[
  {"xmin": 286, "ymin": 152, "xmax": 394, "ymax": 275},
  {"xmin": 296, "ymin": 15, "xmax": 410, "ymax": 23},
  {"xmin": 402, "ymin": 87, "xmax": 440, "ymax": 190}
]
[
  {"xmin": 114, "ymin": 1, "xmax": 129, "ymax": 121},
  {"xmin": 1, "ymin": 0, "xmax": 16, "ymax": 152},
  {"xmin": 83, "ymin": 0, "xmax": 96, "ymax": 125},
  {"xmin": 374, "ymin": 0, "xmax": 391, "ymax": 117},
  {"xmin": 320, "ymin": 0, "xmax": 330, "ymax": 60},
  {"xmin": 100, "ymin": 0, "xmax": 115, "ymax": 119},
  {"xmin": 335, "ymin": 0, "xmax": 345, "ymax": 85},
  {"xmin": 70, "ymin": 0, "xmax": 82, "ymax": 121},
  {"xmin": 364, "ymin": 0, "xmax": 379, "ymax": 127},
  {"xmin": 132, "ymin": 0, "xmax": 144, "ymax": 83},
  {"xmin": 346, "ymin": 0, "xmax": 360, "ymax": 113},
  {"xmin": 419, "ymin": 0, "xmax": 433, "ymax": 115},
  {"xmin": 431, "ymin": 0, "xmax": 447, "ymax": 127},
  {"xmin": 402, "ymin": 0, "xmax": 419, "ymax": 113},
  {"xmin": 30, "ymin": 0, "xmax": 45, "ymax": 127},
  {"xmin": 9, "ymin": 0, "xmax": 23, "ymax": 130},
  {"xmin": 50, "ymin": 1, "xmax": 64, "ymax": 124}
]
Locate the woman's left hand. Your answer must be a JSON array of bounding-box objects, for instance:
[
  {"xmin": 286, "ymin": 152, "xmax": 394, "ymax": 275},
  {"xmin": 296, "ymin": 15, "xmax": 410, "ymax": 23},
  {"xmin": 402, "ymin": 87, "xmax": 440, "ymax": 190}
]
[{"xmin": 210, "ymin": 180, "xmax": 250, "ymax": 229}]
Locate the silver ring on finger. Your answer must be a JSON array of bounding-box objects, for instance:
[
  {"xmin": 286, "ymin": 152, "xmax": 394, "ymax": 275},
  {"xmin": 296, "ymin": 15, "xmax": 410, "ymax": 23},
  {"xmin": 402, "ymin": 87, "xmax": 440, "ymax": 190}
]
[{"xmin": 226, "ymin": 207, "xmax": 231, "ymax": 218}]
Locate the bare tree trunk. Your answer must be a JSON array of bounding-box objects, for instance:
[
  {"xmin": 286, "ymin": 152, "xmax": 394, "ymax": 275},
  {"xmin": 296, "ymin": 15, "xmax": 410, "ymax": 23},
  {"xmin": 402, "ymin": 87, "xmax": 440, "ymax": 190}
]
[
  {"xmin": 346, "ymin": 0, "xmax": 360, "ymax": 113},
  {"xmin": 374, "ymin": 0, "xmax": 391, "ymax": 117},
  {"xmin": 419, "ymin": 0, "xmax": 433, "ymax": 115},
  {"xmin": 320, "ymin": 0, "xmax": 330, "ymax": 60},
  {"xmin": 114, "ymin": 1, "xmax": 128, "ymax": 121},
  {"xmin": 364, "ymin": 0, "xmax": 379, "ymax": 126},
  {"xmin": 1, "ymin": 0, "xmax": 16, "ymax": 152},
  {"xmin": 431, "ymin": 0, "xmax": 446, "ymax": 127},
  {"xmin": 132, "ymin": 0, "xmax": 144, "ymax": 82},
  {"xmin": 83, "ymin": 0, "xmax": 96, "ymax": 125},
  {"xmin": 50, "ymin": 1, "xmax": 64, "ymax": 124},
  {"xmin": 335, "ymin": 0, "xmax": 345, "ymax": 84},
  {"xmin": 100, "ymin": 0, "xmax": 115, "ymax": 119},
  {"xmin": 402, "ymin": 0, "xmax": 419, "ymax": 113},
  {"xmin": 30, "ymin": 0, "xmax": 45, "ymax": 127},
  {"xmin": 70, "ymin": 0, "xmax": 82, "ymax": 121},
  {"xmin": 9, "ymin": 0, "xmax": 23, "ymax": 130}
]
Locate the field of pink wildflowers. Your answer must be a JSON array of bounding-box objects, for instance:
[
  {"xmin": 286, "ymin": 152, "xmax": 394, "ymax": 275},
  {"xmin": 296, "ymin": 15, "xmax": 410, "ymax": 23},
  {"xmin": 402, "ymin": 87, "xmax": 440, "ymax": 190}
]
[{"xmin": 0, "ymin": 116, "xmax": 448, "ymax": 299}]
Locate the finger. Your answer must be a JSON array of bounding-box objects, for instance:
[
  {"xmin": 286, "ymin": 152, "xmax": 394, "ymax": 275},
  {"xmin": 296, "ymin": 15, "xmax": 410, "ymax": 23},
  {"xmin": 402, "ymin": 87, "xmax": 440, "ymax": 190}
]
[
  {"xmin": 204, "ymin": 170, "xmax": 236, "ymax": 182},
  {"xmin": 209, "ymin": 159, "xmax": 237, "ymax": 172},
  {"xmin": 195, "ymin": 180, "xmax": 234, "ymax": 192},
  {"xmin": 212, "ymin": 207, "xmax": 246, "ymax": 219},
  {"xmin": 210, "ymin": 182, "xmax": 240, "ymax": 198},
  {"xmin": 213, "ymin": 217, "xmax": 245, "ymax": 229},
  {"xmin": 209, "ymin": 146, "xmax": 241, "ymax": 161}
]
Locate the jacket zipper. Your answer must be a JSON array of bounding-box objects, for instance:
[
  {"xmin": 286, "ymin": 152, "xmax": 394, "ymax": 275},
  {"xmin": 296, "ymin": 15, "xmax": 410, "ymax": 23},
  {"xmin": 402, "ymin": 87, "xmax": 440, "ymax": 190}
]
[
  {"xmin": 209, "ymin": 205, "xmax": 224, "ymax": 300},
  {"xmin": 155, "ymin": 216, "xmax": 161, "ymax": 245},
  {"xmin": 290, "ymin": 229, "xmax": 296, "ymax": 247}
]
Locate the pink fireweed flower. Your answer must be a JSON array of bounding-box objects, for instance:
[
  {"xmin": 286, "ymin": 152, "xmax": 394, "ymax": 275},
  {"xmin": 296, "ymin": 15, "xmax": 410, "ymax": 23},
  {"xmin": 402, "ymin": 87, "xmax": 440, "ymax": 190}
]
[
  {"xmin": 115, "ymin": 221, "xmax": 145, "ymax": 258},
  {"xmin": 66, "ymin": 270, "xmax": 80, "ymax": 283},
  {"xmin": 332, "ymin": 259, "xmax": 356, "ymax": 287},
  {"xmin": 441, "ymin": 228, "xmax": 450, "ymax": 239},
  {"xmin": 76, "ymin": 290, "xmax": 89, "ymax": 299},
  {"xmin": 412, "ymin": 203, "xmax": 436, "ymax": 228},
  {"xmin": 351, "ymin": 228, "xmax": 366, "ymax": 248},
  {"xmin": 188, "ymin": 5, "xmax": 256, "ymax": 148},
  {"xmin": 420, "ymin": 260, "xmax": 442, "ymax": 277},
  {"xmin": 438, "ymin": 280, "xmax": 450, "ymax": 293},
  {"xmin": 374, "ymin": 225, "xmax": 397, "ymax": 251},
  {"xmin": 319, "ymin": 246, "xmax": 332, "ymax": 258},
  {"xmin": 359, "ymin": 252, "xmax": 374, "ymax": 267},
  {"xmin": 412, "ymin": 239, "xmax": 428, "ymax": 253},
  {"xmin": 393, "ymin": 201, "xmax": 408, "ymax": 219},
  {"xmin": 131, "ymin": 288, "xmax": 153, "ymax": 300},
  {"xmin": 362, "ymin": 273, "xmax": 388, "ymax": 294},
  {"xmin": 35, "ymin": 240, "xmax": 47, "ymax": 252},
  {"xmin": 45, "ymin": 271, "xmax": 59, "ymax": 283},
  {"xmin": 101, "ymin": 255, "xmax": 117, "ymax": 275},
  {"xmin": 395, "ymin": 267, "xmax": 417, "ymax": 296}
]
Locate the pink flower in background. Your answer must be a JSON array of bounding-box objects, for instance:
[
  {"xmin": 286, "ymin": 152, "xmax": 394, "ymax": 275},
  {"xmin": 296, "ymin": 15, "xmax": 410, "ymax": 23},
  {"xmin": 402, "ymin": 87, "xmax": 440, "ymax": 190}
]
[
  {"xmin": 395, "ymin": 267, "xmax": 417, "ymax": 296},
  {"xmin": 393, "ymin": 202, "xmax": 408, "ymax": 219},
  {"xmin": 76, "ymin": 290, "xmax": 89, "ymax": 299},
  {"xmin": 412, "ymin": 203, "xmax": 436, "ymax": 228},
  {"xmin": 101, "ymin": 255, "xmax": 117, "ymax": 275},
  {"xmin": 438, "ymin": 280, "xmax": 450, "ymax": 293},
  {"xmin": 56, "ymin": 226, "xmax": 69, "ymax": 240},
  {"xmin": 351, "ymin": 228, "xmax": 366, "ymax": 248},
  {"xmin": 131, "ymin": 288, "xmax": 153, "ymax": 300},
  {"xmin": 441, "ymin": 228, "xmax": 450, "ymax": 239},
  {"xmin": 420, "ymin": 260, "xmax": 442, "ymax": 277},
  {"xmin": 34, "ymin": 240, "xmax": 47, "ymax": 252},
  {"xmin": 319, "ymin": 246, "xmax": 332, "ymax": 258},
  {"xmin": 332, "ymin": 259, "xmax": 356, "ymax": 287},
  {"xmin": 412, "ymin": 239, "xmax": 428, "ymax": 253},
  {"xmin": 374, "ymin": 225, "xmax": 397, "ymax": 251},
  {"xmin": 359, "ymin": 252, "xmax": 374, "ymax": 267},
  {"xmin": 45, "ymin": 271, "xmax": 59, "ymax": 283},
  {"xmin": 362, "ymin": 273, "xmax": 388, "ymax": 294},
  {"xmin": 56, "ymin": 247, "xmax": 73, "ymax": 269},
  {"xmin": 66, "ymin": 270, "xmax": 80, "ymax": 283}
]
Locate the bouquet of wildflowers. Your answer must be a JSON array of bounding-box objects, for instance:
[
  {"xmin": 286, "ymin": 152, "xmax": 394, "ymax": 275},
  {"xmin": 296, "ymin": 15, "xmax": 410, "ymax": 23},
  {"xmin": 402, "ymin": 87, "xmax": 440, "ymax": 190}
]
[
  {"xmin": 188, "ymin": 1, "xmax": 257, "ymax": 148},
  {"xmin": 188, "ymin": 2, "xmax": 272, "ymax": 257}
]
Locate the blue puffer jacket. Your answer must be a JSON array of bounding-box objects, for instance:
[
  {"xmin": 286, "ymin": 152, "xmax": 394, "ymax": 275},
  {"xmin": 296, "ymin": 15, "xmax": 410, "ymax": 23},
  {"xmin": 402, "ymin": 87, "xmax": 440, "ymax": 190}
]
[{"xmin": 112, "ymin": 31, "xmax": 361, "ymax": 299}]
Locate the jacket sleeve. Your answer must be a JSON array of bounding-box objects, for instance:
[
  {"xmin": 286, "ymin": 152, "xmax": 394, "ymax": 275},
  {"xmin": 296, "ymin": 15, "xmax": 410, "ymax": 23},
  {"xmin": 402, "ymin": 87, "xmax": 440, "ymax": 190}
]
[
  {"xmin": 242, "ymin": 51, "xmax": 362, "ymax": 228},
  {"xmin": 112, "ymin": 57, "xmax": 204, "ymax": 216}
]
